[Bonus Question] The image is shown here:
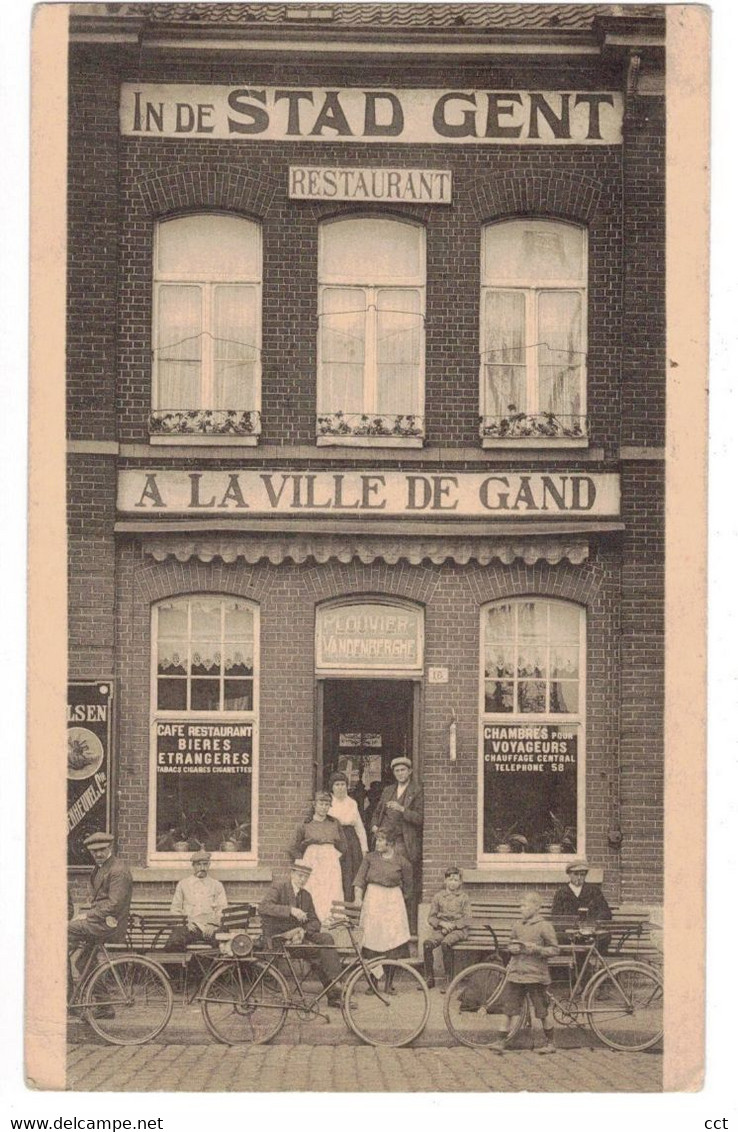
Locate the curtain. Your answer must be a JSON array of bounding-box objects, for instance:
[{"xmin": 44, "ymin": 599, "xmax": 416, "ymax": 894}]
[
  {"xmin": 156, "ymin": 286, "xmax": 202, "ymax": 409},
  {"xmin": 376, "ymin": 288, "xmax": 421, "ymax": 415},
  {"xmin": 537, "ymin": 291, "xmax": 582, "ymax": 417},
  {"xmin": 213, "ymin": 285, "xmax": 257, "ymax": 409},
  {"xmin": 319, "ymin": 287, "xmax": 366, "ymax": 414},
  {"xmin": 483, "ymin": 290, "xmax": 526, "ymax": 416}
]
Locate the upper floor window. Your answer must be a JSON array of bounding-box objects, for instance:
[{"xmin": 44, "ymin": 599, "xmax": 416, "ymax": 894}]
[
  {"xmin": 480, "ymin": 599, "xmax": 585, "ymax": 860},
  {"xmin": 480, "ymin": 220, "xmax": 587, "ymax": 447},
  {"xmin": 317, "ymin": 217, "xmax": 425, "ymax": 446},
  {"xmin": 150, "ymin": 214, "xmax": 262, "ymax": 445}
]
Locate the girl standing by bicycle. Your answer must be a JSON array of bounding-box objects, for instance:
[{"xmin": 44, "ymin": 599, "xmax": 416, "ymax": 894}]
[{"xmin": 494, "ymin": 891, "xmax": 559, "ymax": 1054}]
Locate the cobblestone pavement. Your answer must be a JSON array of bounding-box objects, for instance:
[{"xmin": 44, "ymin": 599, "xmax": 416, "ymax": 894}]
[{"xmin": 67, "ymin": 1042, "xmax": 662, "ymax": 1093}]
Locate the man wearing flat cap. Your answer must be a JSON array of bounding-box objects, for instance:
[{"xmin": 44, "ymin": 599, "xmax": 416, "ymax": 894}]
[
  {"xmin": 68, "ymin": 832, "xmax": 133, "ymax": 978},
  {"xmin": 371, "ymin": 757, "xmax": 424, "ymax": 931},
  {"xmin": 551, "ymin": 860, "xmax": 612, "ymax": 953},
  {"xmin": 164, "ymin": 850, "xmax": 228, "ymax": 951},
  {"xmin": 259, "ymin": 859, "xmax": 343, "ymax": 1006}
]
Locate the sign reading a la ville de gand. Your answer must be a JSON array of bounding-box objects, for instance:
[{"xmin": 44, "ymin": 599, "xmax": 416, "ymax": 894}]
[
  {"xmin": 120, "ymin": 85, "xmax": 623, "ymax": 145},
  {"xmin": 118, "ymin": 470, "xmax": 620, "ymax": 518}
]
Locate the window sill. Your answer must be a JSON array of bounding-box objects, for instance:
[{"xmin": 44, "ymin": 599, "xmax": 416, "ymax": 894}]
[
  {"xmin": 466, "ymin": 864, "xmax": 602, "ymax": 884},
  {"xmin": 316, "ymin": 435, "xmax": 424, "ymax": 449},
  {"xmin": 149, "ymin": 435, "xmax": 259, "ymax": 447},
  {"xmin": 480, "ymin": 437, "xmax": 589, "ymax": 450}
]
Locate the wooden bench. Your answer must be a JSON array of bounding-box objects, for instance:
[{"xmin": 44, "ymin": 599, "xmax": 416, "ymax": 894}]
[
  {"xmin": 446, "ymin": 901, "xmax": 661, "ymax": 979},
  {"xmin": 115, "ymin": 900, "xmax": 260, "ymax": 962}
]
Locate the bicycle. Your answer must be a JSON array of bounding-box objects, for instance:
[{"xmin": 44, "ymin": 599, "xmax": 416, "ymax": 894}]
[
  {"xmin": 196, "ymin": 909, "xmax": 431, "ymax": 1047},
  {"xmin": 67, "ymin": 942, "xmax": 173, "ymax": 1046},
  {"xmin": 443, "ymin": 921, "xmax": 663, "ymax": 1052}
]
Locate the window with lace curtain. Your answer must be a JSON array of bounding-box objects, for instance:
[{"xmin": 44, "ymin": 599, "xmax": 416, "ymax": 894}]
[
  {"xmin": 480, "ymin": 219, "xmax": 587, "ymax": 447},
  {"xmin": 317, "ymin": 217, "xmax": 425, "ymax": 446},
  {"xmin": 150, "ymin": 214, "xmax": 262, "ymax": 445},
  {"xmin": 480, "ymin": 599, "xmax": 585, "ymax": 860},
  {"xmin": 151, "ymin": 596, "xmax": 258, "ymax": 859}
]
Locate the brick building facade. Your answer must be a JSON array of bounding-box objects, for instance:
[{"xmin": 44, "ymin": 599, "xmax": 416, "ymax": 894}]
[{"xmin": 67, "ymin": 3, "xmax": 665, "ymax": 921}]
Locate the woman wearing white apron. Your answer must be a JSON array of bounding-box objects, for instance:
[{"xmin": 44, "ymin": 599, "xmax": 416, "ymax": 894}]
[
  {"xmin": 353, "ymin": 827, "xmax": 412, "ymax": 993},
  {"xmin": 328, "ymin": 772, "xmax": 368, "ymax": 902},
  {"xmin": 289, "ymin": 792, "xmax": 344, "ymax": 925}
]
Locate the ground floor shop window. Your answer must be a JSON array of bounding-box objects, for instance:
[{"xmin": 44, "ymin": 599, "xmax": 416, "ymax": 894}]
[
  {"xmin": 480, "ymin": 598, "xmax": 584, "ymax": 858},
  {"xmin": 151, "ymin": 596, "xmax": 258, "ymax": 858}
]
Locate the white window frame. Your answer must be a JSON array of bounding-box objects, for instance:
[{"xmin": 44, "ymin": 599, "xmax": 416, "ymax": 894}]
[
  {"xmin": 151, "ymin": 213, "xmax": 262, "ymax": 447},
  {"xmin": 148, "ymin": 595, "xmax": 260, "ymax": 865},
  {"xmin": 477, "ymin": 598, "xmax": 587, "ymax": 866},
  {"xmin": 317, "ymin": 217, "xmax": 426, "ymax": 448},
  {"xmin": 480, "ymin": 219, "xmax": 588, "ymax": 449}
]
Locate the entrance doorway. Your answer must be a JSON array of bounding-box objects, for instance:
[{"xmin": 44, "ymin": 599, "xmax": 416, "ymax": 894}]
[{"xmin": 319, "ymin": 678, "xmax": 416, "ymax": 827}]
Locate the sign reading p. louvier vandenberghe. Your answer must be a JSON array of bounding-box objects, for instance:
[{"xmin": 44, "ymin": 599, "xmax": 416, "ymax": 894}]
[{"xmin": 67, "ymin": 681, "xmax": 113, "ymax": 868}]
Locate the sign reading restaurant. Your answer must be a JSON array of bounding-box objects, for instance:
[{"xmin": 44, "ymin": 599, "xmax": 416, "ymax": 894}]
[
  {"xmin": 121, "ymin": 85, "xmax": 623, "ymax": 145},
  {"xmin": 118, "ymin": 469, "xmax": 620, "ymax": 518},
  {"xmin": 289, "ymin": 166, "xmax": 452, "ymax": 204}
]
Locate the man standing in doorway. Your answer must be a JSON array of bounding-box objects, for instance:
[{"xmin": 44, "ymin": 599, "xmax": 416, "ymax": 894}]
[{"xmin": 371, "ymin": 756, "xmax": 424, "ymax": 932}]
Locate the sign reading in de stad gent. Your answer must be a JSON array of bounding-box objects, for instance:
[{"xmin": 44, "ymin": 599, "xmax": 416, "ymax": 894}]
[
  {"xmin": 120, "ymin": 85, "xmax": 623, "ymax": 145},
  {"xmin": 68, "ymin": 681, "xmax": 113, "ymax": 869},
  {"xmin": 118, "ymin": 469, "xmax": 620, "ymax": 519}
]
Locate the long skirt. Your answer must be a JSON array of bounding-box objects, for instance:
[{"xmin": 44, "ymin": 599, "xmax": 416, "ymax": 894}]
[
  {"xmin": 359, "ymin": 884, "xmax": 410, "ymax": 954},
  {"xmin": 339, "ymin": 825, "xmax": 364, "ymax": 901},
  {"xmin": 303, "ymin": 842, "xmax": 344, "ymax": 925}
]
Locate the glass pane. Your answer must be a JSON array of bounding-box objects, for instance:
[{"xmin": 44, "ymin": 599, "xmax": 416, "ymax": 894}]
[
  {"xmin": 158, "ymin": 215, "xmax": 261, "ymax": 279},
  {"xmin": 551, "ymin": 681, "xmax": 579, "ymax": 713},
  {"xmin": 376, "ymin": 289, "xmax": 422, "ymax": 415},
  {"xmin": 191, "ymin": 680, "xmax": 221, "ymax": 711},
  {"xmin": 191, "ymin": 601, "xmax": 221, "ymax": 639},
  {"xmin": 225, "ymin": 648, "xmax": 253, "ymax": 676},
  {"xmin": 224, "ymin": 680, "xmax": 253, "ymax": 712},
  {"xmin": 518, "ymin": 681, "xmax": 547, "ymax": 713},
  {"xmin": 158, "ymin": 641, "xmax": 187, "ymax": 676},
  {"xmin": 538, "ymin": 291, "xmax": 583, "ymax": 417},
  {"xmin": 321, "ymin": 219, "xmax": 423, "ymax": 284},
  {"xmin": 518, "ymin": 602, "xmax": 547, "ymax": 640},
  {"xmin": 158, "ymin": 601, "xmax": 188, "ymax": 639},
  {"xmin": 157, "ymin": 678, "xmax": 187, "ymax": 712},
  {"xmin": 213, "ymin": 285, "xmax": 258, "ymax": 408},
  {"xmin": 551, "ymin": 645, "xmax": 579, "ymax": 679},
  {"xmin": 549, "ymin": 603, "xmax": 581, "ymax": 643},
  {"xmin": 485, "ymin": 644, "xmax": 514, "ymax": 680},
  {"xmin": 485, "ymin": 681, "xmax": 513, "ymax": 713},
  {"xmin": 486, "ymin": 603, "xmax": 515, "ymax": 640},
  {"xmin": 483, "ymin": 220, "xmax": 585, "ymax": 285},
  {"xmin": 191, "ymin": 644, "xmax": 221, "ymax": 676},
  {"xmin": 319, "ymin": 287, "xmax": 366, "ymax": 413},
  {"xmin": 483, "ymin": 290, "xmax": 526, "ymax": 416},
  {"xmin": 223, "ymin": 602, "xmax": 254, "ymax": 641},
  {"xmin": 156, "ymin": 763, "xmax": 253, "ymax": 854},
  {"xmin": 156, "ymin": 286, "xmax": 202, "ymax": 409},
  {"xmin": 517, "ymin": 646, "xmax": 546, "ymax": 679}
]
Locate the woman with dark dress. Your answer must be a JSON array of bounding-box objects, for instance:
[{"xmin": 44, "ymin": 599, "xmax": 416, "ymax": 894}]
[
  {"xmin": 353, "ymin": 827, "xmax": 412, "ymax": 992},
  {"xmin": 289, "ymin": 792, "xmax": 345, "ymax": 925},
  {"xmin": 327, "ymin": 772, "xmax": 368, "ymax": 902}
]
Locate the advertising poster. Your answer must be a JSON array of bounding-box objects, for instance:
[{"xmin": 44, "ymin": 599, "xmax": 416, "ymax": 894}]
[{"xmin": 67, "ymin": 681, "xmax": 113, "ymax": 869}]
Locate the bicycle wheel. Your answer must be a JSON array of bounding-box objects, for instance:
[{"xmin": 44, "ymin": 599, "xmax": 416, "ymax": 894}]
[
  {"xmin": 343, "ymin": 960, "xmax": 430, "ymax": 1047},
  {"xmin": 443, "ymin": 962, "xmax": 525, "ymax": 1048},
  {"xmin": 82, "ymin": 956, "xmax": 173, "ymax": 1045},
  {"xmin": 200, "ymin": 960, "xmax": 289, "ymax": 1046},
  {"xmin": 585, "ymin": 962, "xmax": 663, "ymax": 1051}
]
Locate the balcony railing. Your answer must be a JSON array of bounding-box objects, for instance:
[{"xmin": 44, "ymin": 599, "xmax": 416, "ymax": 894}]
[
  {"xmin": 480, "ymin": 412, "xmax": 588, "ymax": 441},
  {"xmin": 149, "ymin": 409, "xmax": 261, "ymax": 437},
  {"xmin": 316, "ymin": 411, "xmax": 425, "ymax": 439}
]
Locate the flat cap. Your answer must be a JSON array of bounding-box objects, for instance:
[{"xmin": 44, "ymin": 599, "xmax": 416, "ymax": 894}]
[
  {"xmin": 566, "ymin": 859, "xmax": 590, "ymax": 875},
  {"xmin": 191, "ymin": 850, "xmax": 211, "ymax": 863},
  {"xmin": 390, "ymin": 757, "xmax": 412, "ymax": 771},
  {"xmin": 84, "ymin": 831, "xmax": 114, "ymax": 849}
]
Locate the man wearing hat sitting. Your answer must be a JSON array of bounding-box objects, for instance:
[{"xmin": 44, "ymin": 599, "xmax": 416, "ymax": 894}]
[
  {"xmin": 371, "ymin": 757, "xmax": 424, "ymax": 931},
  {"xmin": 164, "ymin": 850, "xmax": 228, "ymax": 951},
  {"xmin": 68, "ymin": 832, "xmax": 133, "ymax": 982},
  {"xmin": 259, "ymin": 859, "xmax": 343, "ymax": 1007},
  {"xmin": 551, "ymin": 860, "xmax": 612, "ymax": 953}
]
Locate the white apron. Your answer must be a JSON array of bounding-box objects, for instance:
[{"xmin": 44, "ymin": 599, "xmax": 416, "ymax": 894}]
[{"xmin": 303, "ymin": 843, "xmax": 343, "ymax": 925}]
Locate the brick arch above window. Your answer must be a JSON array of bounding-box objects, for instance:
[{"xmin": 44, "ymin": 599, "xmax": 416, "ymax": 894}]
[
  {"xmin": 469, "ymin": 169, "xmax": 603, "ymax": 227},
  {"xmin": 301, "ymin": 561, "xmax": 441, "ymax": 606},
  {"xmin": 134, "ymin": 168, "xmax": 278, "ymax": 220},
  {"xmin": 132, "ymin": 555, "xmax": 275, "ymax": 606},
  {"xmin": 465, "ymin": 558, "xmax": 605, "ymax": 609}
]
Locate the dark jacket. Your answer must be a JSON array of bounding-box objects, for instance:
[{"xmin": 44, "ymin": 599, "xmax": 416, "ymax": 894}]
[
  {"xmin": 551, "ymin": 881, "xmax": 612, "ymax": 925},
  {"xmin": 86, "ymin": 855, "xmax": 133, "ymax": 942},
  {"xmin": 259, "ymin": 880, "xmax": 322, "ymax": 945},
  {"xmin": 371, "ymin": 779, "xmax": 424, "ymax": 863}
]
